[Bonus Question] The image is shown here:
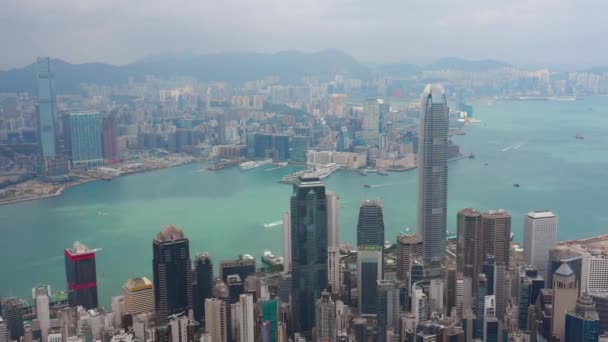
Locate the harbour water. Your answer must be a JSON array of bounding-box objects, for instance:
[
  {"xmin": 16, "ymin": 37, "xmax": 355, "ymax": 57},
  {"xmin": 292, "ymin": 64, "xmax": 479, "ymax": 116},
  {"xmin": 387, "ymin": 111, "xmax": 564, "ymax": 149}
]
[{"xmin": 2, "ymin": 96, "xmax": 608, "ymax": 307}]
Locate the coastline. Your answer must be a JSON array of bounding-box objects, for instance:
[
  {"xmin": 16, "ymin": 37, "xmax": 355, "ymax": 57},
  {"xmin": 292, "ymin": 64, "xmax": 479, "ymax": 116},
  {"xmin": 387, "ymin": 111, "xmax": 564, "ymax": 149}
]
[{"xmin": 0, "ymin": 158, "xmax": 201, "ymax": 207}]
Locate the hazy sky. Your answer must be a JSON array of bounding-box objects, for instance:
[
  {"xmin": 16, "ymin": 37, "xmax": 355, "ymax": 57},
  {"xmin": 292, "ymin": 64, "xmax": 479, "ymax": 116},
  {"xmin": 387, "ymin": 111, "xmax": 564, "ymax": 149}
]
[{"xmin": 1, "ymin": 0, "xmax": 607, "ymax": 70}]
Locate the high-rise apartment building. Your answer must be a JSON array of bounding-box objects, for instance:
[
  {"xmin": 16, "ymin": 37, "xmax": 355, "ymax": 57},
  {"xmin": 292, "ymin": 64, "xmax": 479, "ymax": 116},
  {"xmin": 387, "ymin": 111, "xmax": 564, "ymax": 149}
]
[
  {"xmin": 396, "ymin": 232, "xmax": 423, "ymax": 283},
  {"xmin": 482, "ymin": 210, "xmax": 512, "ymax": 266},
  {"xmin": 236, "ymin": 294, "xmax": 254, "ymax": 342},
  {"xmin": 457, "ymin": 208, "xmax": 484, "ymax": 290},
  {"xmin": 122, "ymin": 277, "xmax": 154, "ymax": 315},
  {"xmin": 417, "ymin": 84, "xmax": 449, "ymax": 264},
  {"xmin": 290, "ymin": 175, "xmax": 328, "ymax": 334},
  {"xmin": 524, "ymin": 211, "xmax": 558, "ymax": 280},
  {"xmin": 153, "ymin": 225, "xmax": 193, "ymax": 323},
  {"xmin": 64, "ymin": 241, "xmax": 99, "ymax": 309},
  {"xmin": 356, "ymin": 199, "xmax": 385, "ymax": 247},
  {"xmin": 193, "ymin": 253, "xmax": 213, "ymax": 324},
  {"xmin": 68, "ymin": 112, "xmax": 103, "ymax": 168},
  {"xmin": 36, "ymin": 57, "xmax": 57, "ymax": 159},
  {"xmin": 205, "ymin": 298, "xmax": 228, "ymax": 342}
]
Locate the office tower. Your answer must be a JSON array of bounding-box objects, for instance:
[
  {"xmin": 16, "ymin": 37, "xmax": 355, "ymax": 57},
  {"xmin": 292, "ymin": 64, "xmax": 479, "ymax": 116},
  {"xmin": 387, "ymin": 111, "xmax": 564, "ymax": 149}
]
[
  {"xmin": 565, "ymin": 293, "xmax": 601, "ymax": 342},
  {"xmin": 376, "ymin": 280, "xmax": 400, "ymax": 342},
  {"xmin": 417, "ymin": 84, "xmax": 448, "ymax": 264},
  {"xmin": 327, "ymin": 191, "xmax": 341, "ymax": 293},
  {"xmin": 483, "ymin": 255, "xmax": 496, "ymax": 295},
  {"xmin": 290, "ymin": 175, "xmax": 328, "ymax": 334},
  {"xmin": 2, "ymin": 298, "xmax": 24, "ymax": 341},
  {"xmin": 0, "ymin": 317, "xmax": 6, "ymax": 342},
  {"xmin": 64, "ymin": 241, "xmax": 99, "ymax": 309},
  {"xmin": 362, "ymin": 99, "xmax": 382, "ymax": 140},
  {"xmin": 356, "ymin": 199, "xmax": 385, "ymax": 247},
  {"xmin": 193, "ymin": 253, "xmax": 213, "ymax": 324},
  {"xmin": 122, "ymin": 277, "xmax": 154, "ymax": 315},
  {"xmin": 282, "ymin": 212, "xmax": 291, "ymax": 273},
  {"xmin": 474, "ymin": 274, "xmax": 488, "ymax": 339},
  {"xmin": 551, "ymin": 262, "xmax": 579, "ymax": 341},
  {"xmin": 517, "ymin": 266, "xmax": 545, "ymax": 330},
  {"xmin": 494, "ymin": 262, "xmax": 510, "ymax": 321},
  {"xmin": 112, "ymin": 295, "xmax": 124, "ymax": 328},
  {"xmin": 396, "ymin": 232, "xmax": 423, "ymax": 282},
  {"xmin": 219, "ymin": 256, "xmax": 256, "ymax": 283},
  {"xmin": 589, "ymin": 291, "xmax": 608, "ymax": 334},
  {"xmin": 455, "ymin": 273, "xmax": 473, "ymax": 319},
  {"xmin": 260, "ymin": 299, "xmax": 278, "ymax": 342},
  {"xmin": 152, "ymin": 225, "xmax": 193, "ymax": 323},
  {"xmin": 457, "ymin": 208, "xmax": 484, "ymax": 290},
  {"xmin": 524, "ymin": 211, "xmax": 558, "ymax": 280},
  {"xmin": 36, "ymin": 57, "xmax": 57, "ymax": 158},
  {"xmin": 483, "ymin": 296, "xmax": 500, "ymax": 342},
  {"xmin": 429, "ymin": 279, "xmax": 444, "ymax": 314},
  {"xmin": 236, "ymin": 294, "xmax": 254, "ymax": 342},
  {"xmin": 68, "ymin": 112, "xmax": 103, "ymax": 168},
  {"xmin": 357, "ymin": 245, "xmax": 383, "ymax": 316},
  {"xmin": 205, "ymin": 299, "xmax": 227, "ymax": 342},
  {"xmin": 168, "ymin": 313, "xmax": 191, "ymax": 342},
  {"xmin": 315, "ymin": 291, "xmax": 335, "ymax": 342},
  {"xmin": 446, "ymin": 266, "xmax": 457, "ymax": 315},
  {"xmin": 227, "ymin": 275, "xmax": 244, "ymax": 304},
  {"xmin": 412, "ymin": 285, "xmax": 429, "ymax": 326},
  {"xmin": 33, "ymin": 286, "xmax": 50, "ymax": 342},
  {"xmin": 482, "ymin": 210, "xmax": 512, "ymax": 266},
  {"xmin": 548, "ymin": 246, "xmax": 582, "ymax": 289},
  {"xmin": 101, "ymin": 114, "xmax": 118, "ymax": 160},
  {"xmin": 290, "ymin": 136, "xmax": 309, "ymax": 163}
]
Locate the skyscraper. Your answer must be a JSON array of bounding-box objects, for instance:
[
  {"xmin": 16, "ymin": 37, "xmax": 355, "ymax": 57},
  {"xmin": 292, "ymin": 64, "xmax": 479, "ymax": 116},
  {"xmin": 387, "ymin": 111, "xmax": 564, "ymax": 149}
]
[
  {"xmin": 565, "ymin": 293, "xmax": 601, "ymax": 342},
  {"xmin": 290, "ymin": 175, "xmax": 328, "ymax": 335},
  {"xmin": 101, "ymin": 114, "xmax": 118, "ymax": 161},
  {"xmin": 193, "ymin": 253, "xmax": 213, "ymax": 324},
  {"xmin": 362, "ymin": 99, "xmax": 382, "ymax": 140},
  {"xmin": 473, "ymin": 274, "xmax": 488, "ymax": 340},
  {"xmin": 376, "ymin": 280, "xmax": 400, "ymax": 342},
  {"xmin": 356, "ymin": 199, "xmax": 385, "ymax": 247},
  {"xmin": 327, "ymin": 192, "xmax": 341, "ymax": 294},
  {"xmin": 517, "ymin": 266, "xmax": 545, "ymax": 330},
  {"xmin": 396, "ymin": 232, "xmax": 423, "ymax": 283},
  {"xmin": 33, "ymin": 286, "xmax": 50, "ymax": 342},
  {"xmin": 282, "ymin": 211, "xmax": 291, "ymax": 274},
  {"xmin": 122, "ymin": 277, "xmax": 154, "ymax": 316},
  {"xmin": 483, "ymin": 296, "xmax": 500, "ymax": 342},
  {"xmin": 493, "ymin": 262, "xmax": 510, "ymax": 321},
  {"xmin": 205, "ymin": 298, "xmax": 228, "ymax": 342},
  {"xmin": 36, "ymin": 57, "xmax": 57, "ymax": 159},
  {"xmin": 2, "ymin": 298, "xmax": 24, "ymax": 341},
  {"xmin": 482, "ymin": 210, "xmax": 511, "ymax": 266},
  {"xmin": 457, "ymin": 208, "xmax": 484, "ymax": 290},
  {"xmin": 0, "ymin": 316, "xmax": 7, "ymax": 342},
  {"xmin": 152, "ymin": 225, "xmax": 193, "ymax": 323},
  {"xmin": 524, "ymin": 211, "xmax": 558, "ymax": 281},
  {"xmin": 68, "ymin": 112, "xmax": 103, "ymax": 168},
  {"xmin": 315, "ymin": 290, "xmax": 336, "ymax": 342},
  {"xmin": 236, "ymin": 294, "xmax": 254, "ymax": 342},
  {"xmin": 219, "ymin": 256, "xmax": 255, "ymax": 283},
  {"xmin": 64, "ymin": 241, "xmax": 99, "ymax": 309},
  {"xmin": 417, "ymin": 84, "xmax": 449, "ymax": 264},
  {"xmin": 357, "ymin": 245, "xmax": 383, "ymax": 316},
  {"xmin": 551, "ymin": 262, "xmax": 579, "ymax": 341}
]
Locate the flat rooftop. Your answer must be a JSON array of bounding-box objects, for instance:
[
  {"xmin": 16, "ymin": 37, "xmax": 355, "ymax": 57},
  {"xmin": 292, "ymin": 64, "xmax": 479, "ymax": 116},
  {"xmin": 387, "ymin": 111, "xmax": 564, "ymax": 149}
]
[
  {"xmin": 527, "ymin": 211, "xmax": 556, "ymax": 219},
  {"xmin": 557, "ymin": 234, "xmax": 608, "ymax": 254}
]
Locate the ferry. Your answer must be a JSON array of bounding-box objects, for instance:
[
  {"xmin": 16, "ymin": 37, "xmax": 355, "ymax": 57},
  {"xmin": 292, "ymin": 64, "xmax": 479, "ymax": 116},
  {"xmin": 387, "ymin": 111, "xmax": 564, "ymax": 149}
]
[
  {"xmin": 262, "ymin": 250, "xmax": 284, "ymax": 267},
  {"xmin": 263, "ymin": 220, "xmax": 282, "ymax": 228},
  {"xmin": 576, "ymin": 133, "xmax": 584, "ymax": 140},
  {"xmin": 240, "ymin": 159, "xmax": 273, "ymax": 171}
]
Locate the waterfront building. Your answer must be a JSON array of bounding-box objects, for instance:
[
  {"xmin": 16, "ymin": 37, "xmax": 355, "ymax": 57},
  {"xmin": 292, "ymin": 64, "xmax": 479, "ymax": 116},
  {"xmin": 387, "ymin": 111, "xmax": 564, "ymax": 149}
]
[
  {"xmin": 524, "ymin": 211, "xmax": 558, "ymax": 280},
  {"xmin": 290, "ymin": 136, "xmax": 309, "ymax": 163},
  {"xmin": 205, "ymin": 299, "xmax": 228, "ymax": 342},
  {"xmin": 68, "ymin": 112, "xmax": 103, "ymax": 168},
  {"xmin": 357, "ymin": 245, "xmax": 383, "ymax": 316},
  {"xmin": 219, "ymin": 256, "xmax": 255, "ymax": 283},
  {"xmin": 356, "ymin": 199, "xmax": 385, "ymax": 247},
  {"xmin": 193, "ymin": 253, "xmax": 213, "ymax": 324},
  {"xmin": 457, "ymin": 208, "xmax": 484, "ymax": 292},
  {"xmin": 36, "ymin": 57, "xmax": 57, "ymax": 159},
  {"xmin": 152, "ymin": 225, "xmax": 193, "ymax": 323},
  {"xmin": 551, "ymin": 262, "xmax": 579, "ymax": 341},
  {"xmin": 417, "ymin": 84, "xmax": 449, "ymax": 264},
  {"xmin": 552, "ymin": 235, "xmax": 608, "ymax": 292},
  {"xmin": 290, "ymin": 175, "xmax": 328, "ymax": 334},
  {"xmin": 376, "ymin": 280, "xmax": 400, "ymax": 342},
  {"xmin": 122, "ymin": 277, "xmax": 154, "ymax": 316},
  {"xmin": 236, "ymin": 294, "xmax": 254, "ymax": 342},
  {"xmin": 101, "ymin": 114, "xmax": 118, "ymax": 160},
  {"xmin": 565, "ymin": 293, "xmax": 601, "ymax": 342},
  {"xmin": 64, "ymin": 241, "xmax": 99, "ymax": 309},
  {"xmin": 314, "ymin": 290, "xmax": 335, "ymax": 342},
  {"xmin": 396, "ymin": 232, "xmax": 423, "ymax": 283},
  {"xmin": 482, "ymin": 210, "xmax": 512, "ymax": 266}
]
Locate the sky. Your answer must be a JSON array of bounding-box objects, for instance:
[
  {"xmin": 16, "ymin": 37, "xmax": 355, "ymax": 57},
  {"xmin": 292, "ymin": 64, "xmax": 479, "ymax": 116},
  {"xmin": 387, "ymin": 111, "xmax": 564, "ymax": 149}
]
[{"xmin": 1, "ymin": 0, "xmax": 607, "ymax": 70}]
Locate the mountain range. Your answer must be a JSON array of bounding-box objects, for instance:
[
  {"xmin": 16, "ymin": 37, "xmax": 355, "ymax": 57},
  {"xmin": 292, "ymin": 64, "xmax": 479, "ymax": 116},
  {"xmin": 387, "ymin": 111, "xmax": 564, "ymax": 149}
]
[{"xmin": 0, "ymin": 50, "xmax": 512, "ymax": 94}]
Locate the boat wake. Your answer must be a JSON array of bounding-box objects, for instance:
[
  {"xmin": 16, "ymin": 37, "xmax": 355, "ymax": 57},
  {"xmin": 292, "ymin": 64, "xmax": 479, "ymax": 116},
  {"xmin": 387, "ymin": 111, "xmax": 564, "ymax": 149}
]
[
  {"xmin": 502, "ymin": 142, "xmax": 525, "ymax": 151},
  {"xmin": 263, "ymin": 220, "xmax": 283, "ymax": 228}
]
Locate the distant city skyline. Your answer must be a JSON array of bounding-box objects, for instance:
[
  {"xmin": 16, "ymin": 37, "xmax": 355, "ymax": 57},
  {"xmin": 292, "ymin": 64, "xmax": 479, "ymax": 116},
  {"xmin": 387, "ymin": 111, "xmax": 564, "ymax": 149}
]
[{"xmin": 2, "ymin": 1, "xmax": 608, "ymax": 70}]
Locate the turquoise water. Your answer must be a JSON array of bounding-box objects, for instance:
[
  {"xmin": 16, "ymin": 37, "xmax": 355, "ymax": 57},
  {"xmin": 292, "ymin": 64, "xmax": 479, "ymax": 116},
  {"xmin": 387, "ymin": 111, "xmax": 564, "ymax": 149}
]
[{"xmin": 2, "ymin": 96, "xmax": 608, "ymax": 307}]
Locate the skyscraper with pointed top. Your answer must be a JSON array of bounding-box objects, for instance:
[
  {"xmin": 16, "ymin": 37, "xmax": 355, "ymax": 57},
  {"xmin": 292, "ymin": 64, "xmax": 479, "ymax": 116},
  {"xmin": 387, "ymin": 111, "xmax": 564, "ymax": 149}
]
[
  {"xmin": 153, "ymin": 225, "xmax": 193, "ymax": 323},
  {"xmin": 417, "ymin": 84, "xmax": 449, "ymax": 264},
  {"xmin": 36, "ymin": 57, "xmax": 57, "ymax": 159},
  {"xmin": 290, "ymin": 175, "xmax": 328, "ymax": 335}
]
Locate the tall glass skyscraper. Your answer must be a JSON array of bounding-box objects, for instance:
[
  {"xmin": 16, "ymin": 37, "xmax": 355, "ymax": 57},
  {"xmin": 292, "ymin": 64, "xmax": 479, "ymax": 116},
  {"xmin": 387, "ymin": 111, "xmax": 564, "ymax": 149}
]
[
  {"xmin": 356, "ymin": 199, "xmax": 385, "ymax": 247},
  {"xmin": 152, "ymin": 225, "xmax": 193, "ymax": 324},
  {"xmin": 417, "ymin": 84, "xmax": 448, "ymax": 264},
  {"xmin": 193, "ymin": 253, "xmax": 213, "ymax": 324},
  {"xmin": 290, "ymin": 175, "xmax": 328, "ymax": 335},
  {"xmin": 36, "ymin": 57, "xmax": 57, "ymax": 158},
  {"xmin": 68, "ymin": 112, "xmax": 103, "ymax": 168},
  {"xmin": 64, "ymin": 241, "xmax": 98, "ymax": 310}
]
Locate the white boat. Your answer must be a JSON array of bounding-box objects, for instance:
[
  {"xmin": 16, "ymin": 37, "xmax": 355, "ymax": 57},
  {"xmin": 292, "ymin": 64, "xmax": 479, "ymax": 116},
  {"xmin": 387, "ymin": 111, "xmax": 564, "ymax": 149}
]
[
  {"xmin": 263, "ymin": 220, "xmax": 283, "ymax": 228},
  {"xmin": 262, "ymin": 250, "xmax": 284, "ymax": 266},
  {"xmin": 239, "ymin": 161, "xmax": 257, "ymax": 170}
]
